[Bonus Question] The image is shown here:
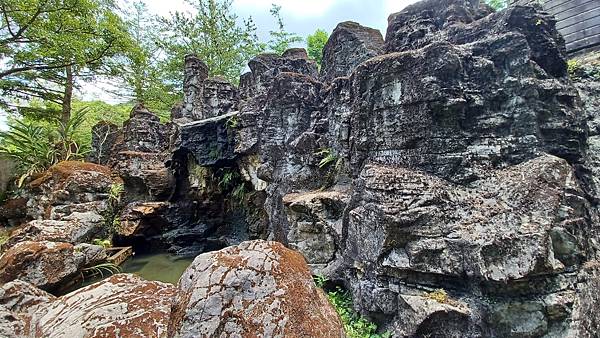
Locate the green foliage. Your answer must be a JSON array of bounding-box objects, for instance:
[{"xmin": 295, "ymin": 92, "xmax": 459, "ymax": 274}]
[
  {"xmin": 108, "ymin": 183, "xmax": 124, "ymax": 203},
  {"xmin": 325, "ymin": 286, "xmax": 390, "ymax": 338},
  {"xmin": 567, "ymin": 58, "xmax": 600, "ymax": 80},
  {"xmin": 0, "ymin": 108, "xmax": 89, "ymax": 186},
  {"xmin": 315, "ymin": 148, "xmax": 338, "ymax": 169},
  {"xmin": 313, "ymin": 274, "xmax": 328, "ymax": 288},
  {"xmin": 485, "ymin": 0, "xmax": 508, "ymax": 10},
  {"xmin": 232, "ymin": 182, "xmax": 248, "ymax": 202},
  {"xmin": 92, "ymin": 238, "xmax": 112, "ymax": 249},
  {"xmin": 306, "ymin": 29, "xmax": 329, "ymax": 67},
  {"xmin": 156, "ymin": 0, "xmax": 263, "ymax": 86},
  {"xmin": 110, "ymin": 1, "xmax": 176, "ymax": 114},
  {"xmin": 226, "ymin": 114, "xmax": 239, "ymax": 129},
  {"xmin": 0, "ymin": 0, "xmax": 131, "ymax": 120},
  {"xmin": 267, "ymin": 5, "xmax": 303, "ymax": 55}
]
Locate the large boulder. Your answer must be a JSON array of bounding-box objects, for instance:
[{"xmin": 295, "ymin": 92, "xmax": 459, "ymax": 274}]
[
  {"xmin": 32, "ymin": 274, "xmax": 178, "ymax": 338},
  {"xmin": 0, "ymin": 241, "xmax": 105, "ymax": 291},
  {"xmin": 169, "ymin": 240, "xmax": 344, "ymax": 338},
  {"xmin": 320, "ymin": 21, "xmax": 384, "ymax": 82}
]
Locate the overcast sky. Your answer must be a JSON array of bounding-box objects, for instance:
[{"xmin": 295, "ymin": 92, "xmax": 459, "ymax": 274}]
[{"xmin": 0, "ymin": 0, "xmax": 419, "ymax": 130}]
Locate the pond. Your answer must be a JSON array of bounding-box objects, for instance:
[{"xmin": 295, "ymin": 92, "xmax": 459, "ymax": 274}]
[
  {"xmin": 120, "ymin": 252, "xmax": 195, "ymax": 285},
  {"xmin": 59, "ymin": 252, "xmax": 195, "ymax": 295}
]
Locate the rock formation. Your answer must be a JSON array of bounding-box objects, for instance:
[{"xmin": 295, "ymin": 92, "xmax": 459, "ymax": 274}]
[{"xmin": 2, "ymin": 0, "xmax": 600, "ymax": 336}]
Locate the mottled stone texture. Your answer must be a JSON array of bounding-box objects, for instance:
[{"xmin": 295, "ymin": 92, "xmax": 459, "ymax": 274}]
[
  {"xmin": 169, "ymin": 240, "xmax": 344, "ymax": 338},
  {"xmin": 320, "ymin": 21, "xmax": 384, "ymax": 82},
  {"xmin": 33, "ymin": 274, "xmax": 177, "ymax": 338},
  {"xmin": 87, "ymin": 121, "xmax": 119, "ymax": 165}
]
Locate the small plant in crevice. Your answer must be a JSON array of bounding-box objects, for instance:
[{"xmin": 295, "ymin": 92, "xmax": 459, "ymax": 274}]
[
  {"xmin": 102, "ymin": 182, "xmax": 124, "ymax": 235},
  {"xmin": 226, "ymin": 114, "xmax": 239, "ymax": 129},
  {"xmin": 315, "ymin": 148, "xmax": 338, "ymax": 169},
  {"xmin": 314, "ymin": 279, "xmax": 391, "ymax": 338},
  {"xmin": 313, "ymin": 274, "xmax": 328, "ymax": 288},
  {"xmin": 92, "ymin": 238, "xmax": 112, "ymax": 248},
  {"xmin": 426, "ymin": 288, "xmax": 449, "ymax": 304}
]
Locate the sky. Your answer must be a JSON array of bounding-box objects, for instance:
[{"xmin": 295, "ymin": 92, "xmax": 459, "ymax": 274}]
[{"xmin": 0, "ymin": 0, "xmax": 419, "ymax": 130}]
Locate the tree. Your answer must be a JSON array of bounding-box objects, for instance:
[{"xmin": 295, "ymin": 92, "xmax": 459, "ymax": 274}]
[
  {"xmin": 306, "ymin": 29, "xmax": 328, "ymax": 67},
  {"xmin": 267, "ymin": 4, "xmax": 302, "ymax": 55},
  {"xmin": 111, "ymin": 1, "xmax": 175, "ymax": 113},
  {"xmin": 0, "ymin": 0, "xmax": 130, "ymax": 123},
  {"xmin": 157, "ymin": 0, "xmax": 263, "ymax": 86}
]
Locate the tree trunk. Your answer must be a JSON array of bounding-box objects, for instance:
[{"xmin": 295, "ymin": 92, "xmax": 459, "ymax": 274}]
[{"xmin": 61, "ymin": 65, "xmax": 73, "ymax": 125}]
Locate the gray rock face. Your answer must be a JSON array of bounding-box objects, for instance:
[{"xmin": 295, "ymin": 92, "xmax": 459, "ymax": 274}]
[
  {"xmin": 87, "ymin": 121, "xmax": 119, "ymax": 165},
  {"xmin": 169, "ymin": 240, "xmax": 344, "ymax": 338},
  {"xmin": 178, "ymin": 54, "xmax": 209, "ymax": 122},
  {"xmin": 239, "ymin": 50, "xmax": 319, "ymax": 109},
  {"xmin": 320, "ymin": 21, "xmax": 384, "ymax": 82}
]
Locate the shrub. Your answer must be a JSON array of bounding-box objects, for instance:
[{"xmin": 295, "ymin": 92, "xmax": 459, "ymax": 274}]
[{"xmin": 0, "ymin": 108, "xmax": 89, "ymax": 186}]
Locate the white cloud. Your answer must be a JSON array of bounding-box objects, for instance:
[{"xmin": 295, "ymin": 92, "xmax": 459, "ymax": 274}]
[{"xmin": 233, "ymin": 0, "xmax": 338, "ymax": 18}]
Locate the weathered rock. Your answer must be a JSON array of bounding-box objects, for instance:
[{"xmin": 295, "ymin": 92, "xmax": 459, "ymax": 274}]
[
  {"xmin": 88, "ymin": 121, "xmax": 120, "ymax": 165},
  {"xmin": 33, "ymin": 274, "xmax": 178, "ymax": 338},
  {"xmin": 201, "ymin": 76, "xmax": 239, "ymax": 119},
  {"xmin": 178, "ymin": 54, "xmax": 210, "ymax": 122},
  {"xmin": 0, "ymin": 197, "xmax": 28, "ymax": 227},
  {"xmin": 26, "ymin": 161, "xmax": 120, "ymax": 220},
  {"xmin": 169, "ymin": 240, "xmax": 344, "ymax": 338},
  {"xmin": 5, "ymin": 218, "xmax": 104, "ymax": 248},
  {"xmin": 116, "ymin": 201, "xmax": 170, "ymax": 237},
  {"xmin": 239, "ymin": 50, "xmax": 319, "ymax": 108},
  {"xmin": 0, "ymin": 241, "xmax": 104, "ymax": 290},
  {"xmin": 0, "ymin": 280, "xmax": 56, "ymax": 315},
  {"xmin": 0, "ymin": 280, "xmax": 55, "ymax": 337},
  {"xmin": 320, "ymin": 21, "xmax": 384, "ymax": 82},
  {"xmin": 115, "ymin": 104, "xmax": 169, "ymax": 153},
  {"xmin": 111, "ymin": 151, "xmax": 174, "ymax": 201},
  {"xmin": 283, "ymin": 189, "xmax": 349, "ymax": 268}
]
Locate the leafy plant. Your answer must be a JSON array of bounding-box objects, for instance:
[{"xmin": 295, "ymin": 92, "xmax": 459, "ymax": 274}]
[
  {"xmin": 307, "ymin": 29, "xmax": 329, "ymax": 67},
  {"xmin": 325, "ymin": 286, "xmax": 390, "ymax": 338},
  {"xmin": 92, "ymin": 238, "xmax": 112, "ymax": 249},
  {"xmin": 219, "ymin": 169, "xmax": 236, "ymax": 188},
  {"xmin": 315, "ymin": 148, "xmax": 338, "ymax": 169},
  {"xmin": 485, "ymin": 0, "xmax": 507, "ymax": 10},
  {"xmin": 313, "ymin": 274, "xmax": 328, "ymax": 288},
  {"xmin": 232, "ymin": 182, "xmax": 247, "ymax": 202},
  {"xmin": 226, "ymin": 114, "xmax": 239, "ymax": 129},
  {"xmin": 0, "ymin": 108, "xmax": 89, "ymax": 187},
  {"xmin": 108, "ymin": 183, "xmax": 125, "ymax": 204},
  {"xmin": 426, "ymin": 289, "xmax": 449, "ymax": 304}
]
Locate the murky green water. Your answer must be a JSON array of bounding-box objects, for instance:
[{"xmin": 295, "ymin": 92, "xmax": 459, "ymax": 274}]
[{"xmin": 121, "ymin": 252, "xmax": 195, "ymax": 285}]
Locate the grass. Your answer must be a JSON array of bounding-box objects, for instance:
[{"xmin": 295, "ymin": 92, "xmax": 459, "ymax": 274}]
[
  {"xmin": 81, "ymin": 262, "xmax": 121, "ymax": 280},
  {"xmin": 314, "ymin": 275, "xmax": 391, "ymax": 338}
]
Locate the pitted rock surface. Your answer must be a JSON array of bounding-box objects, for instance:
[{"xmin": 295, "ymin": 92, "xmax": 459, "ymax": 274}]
[
  {"xmin": 169, "ymin": 240, "xmax": 344, "ymax": 338},
  {"xmin": 320, "ymin": 21, "xmax": 384, "ymax": 82}
]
